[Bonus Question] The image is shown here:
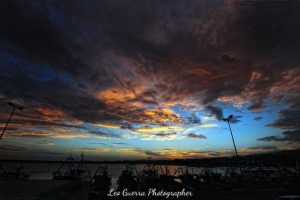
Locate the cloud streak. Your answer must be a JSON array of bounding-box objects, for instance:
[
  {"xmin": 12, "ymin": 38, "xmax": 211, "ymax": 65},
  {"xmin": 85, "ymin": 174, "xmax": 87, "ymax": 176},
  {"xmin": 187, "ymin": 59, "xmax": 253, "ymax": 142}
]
[{"xmin": 186, "ymin": 133, "xmax": 207, "ymax": 139}]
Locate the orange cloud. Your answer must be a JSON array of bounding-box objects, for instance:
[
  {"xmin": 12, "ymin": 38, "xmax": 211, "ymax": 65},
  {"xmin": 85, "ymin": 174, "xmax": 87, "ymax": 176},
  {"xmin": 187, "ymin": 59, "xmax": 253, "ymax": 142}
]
[
  {"xmin": 95, "ymin": 85, "xmax": 183, "ymax": 125},
  {"xmin": 35, "ymin": 107, "xmax": 65, "ymax": 119}
]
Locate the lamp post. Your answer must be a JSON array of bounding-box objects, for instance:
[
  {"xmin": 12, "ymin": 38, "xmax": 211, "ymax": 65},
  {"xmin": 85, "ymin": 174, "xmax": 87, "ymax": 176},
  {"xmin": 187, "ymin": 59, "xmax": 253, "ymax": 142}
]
[
  {"xmin": 223, "ymin": 115, "xmax": 242, "ymax": 174},
  {"xmin": 0, "ymin": 102, "xmax": 24, "ymax": 141}
]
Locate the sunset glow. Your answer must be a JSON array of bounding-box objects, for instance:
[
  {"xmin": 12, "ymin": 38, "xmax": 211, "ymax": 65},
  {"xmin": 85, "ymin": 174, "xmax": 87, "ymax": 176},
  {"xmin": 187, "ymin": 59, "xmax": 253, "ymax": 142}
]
[{"xmin": 0, "ymin": 0, "xmax": 299, "ymax": 161}]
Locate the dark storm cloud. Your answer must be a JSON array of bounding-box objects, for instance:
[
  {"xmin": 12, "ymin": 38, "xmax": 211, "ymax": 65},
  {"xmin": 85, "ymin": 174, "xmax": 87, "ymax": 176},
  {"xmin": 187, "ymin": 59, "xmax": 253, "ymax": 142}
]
[
  {"xmin": 88, "ymin": 130, "xmax": 122, "ymax": 139},
  {"xmin": 254, "ymin": 117, "xmax": 263, "ymax": 121},
  {"xmin": 112, "ymin": 142, "xmax": 128, "ymax": 145},
  {"xmin": 248, "ymin": 101, "xmax": 266, "ymax": 112},
  {"xmin": 185, "ymin": 114, "xmax": 202, "ymax": 125},
  {"xmin": 154, "ymin": 132, "xmax": 177, "ymax": 137},
  {"xmin": 0, "ymin": 60, "xmax": 109, "ymax": 124},
  {"xmin": 0, "ymin": 144, "xmax": 61, "ymax": 156},
  {"xmin": 0, "ymin": 0, "xmax": 300, "ymax": 143},
  {"xmin": 186, "ymin": 133, "xmax": 207, "ymax": 139},
  {"xmin": 257, "ymin": 136, "xmax": 279, "ymax": 142},
  {"xmin": 205, "ymin": 105, "xmax": 224, "ymax": 121},
  {"xmin": 88, "ymin": 142, "xmax": 107, "ymax": 145},
  {"xmin": 0, "ymin": 118, "xmax": 81, "ymax": 129},
  {"xmin": 267, "ymin": 109, "xmax": 300, "ymax": 130},
  {"xmin": 119, "ymin": 123, "xmax": 134, "ymax": 130},
  {"xmin": 257, "ymin": 130, "xmax": 300, "ymax": 144},
  {"xmin": 143, "ymin": 150, "xmax": 161, "ymax": 157},
  {"xmin": 258, "ymin": 109, "xmax": 300, "ymax": 144},
  {"xmin": 0, "ymin": 1, "xmax": 108, "ymax": 80},
  {"xmin": 230, "ymin": 115, "xmax": 242, "ymax": 124}
]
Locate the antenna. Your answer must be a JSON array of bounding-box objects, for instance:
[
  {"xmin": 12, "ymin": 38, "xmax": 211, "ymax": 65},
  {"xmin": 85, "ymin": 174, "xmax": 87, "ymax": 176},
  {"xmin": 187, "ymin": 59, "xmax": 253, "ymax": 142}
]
[
  {"xmin": 223, "ymin": 115, "xmax": 242, "ymax": 174},
  {"xmin": 0, "ymin": 102, "xmax": 24, "ymax": 141}
]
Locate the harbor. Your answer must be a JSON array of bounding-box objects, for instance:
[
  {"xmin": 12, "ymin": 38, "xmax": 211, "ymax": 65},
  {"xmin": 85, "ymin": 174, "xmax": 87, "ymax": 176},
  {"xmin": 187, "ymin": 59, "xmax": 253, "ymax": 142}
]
[
  {"xmin": 1, "ymin": 1, "xmax": 300, "ymax": 199},
  {"xmin": 1, "ymin": 154, "xmax": 300, "ymax": 200}
]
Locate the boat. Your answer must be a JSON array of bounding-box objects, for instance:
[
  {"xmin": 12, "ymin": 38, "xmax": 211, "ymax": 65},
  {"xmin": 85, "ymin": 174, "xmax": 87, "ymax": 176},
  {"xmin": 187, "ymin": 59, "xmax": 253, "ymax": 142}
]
[
  {"xmin": 89, "ymin": 166, "xmax": 112, "ymax": 199},
  {"xmin": 0, "ymin": 163, "xmax": 30, "ymax": 180},
  {"xmin": 117, "ymin": 164, "xmax": 139, "ymax": 191},
  {"xmin": 52, "ymin": 156, "xmax": 91, "ymax": 182},
  {"xmin": 137, "ymin": 164, "xmax": 161, "ymax": 191},
  {"xmin": 159, "ymin": 166, "xmax": 184, "ymax": 190}
]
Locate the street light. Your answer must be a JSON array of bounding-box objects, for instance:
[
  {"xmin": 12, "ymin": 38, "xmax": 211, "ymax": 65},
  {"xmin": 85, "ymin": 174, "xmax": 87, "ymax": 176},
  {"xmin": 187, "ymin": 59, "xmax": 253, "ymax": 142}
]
[
  {"xmin": 223, "ymin": 115, "xmax": 242, "ymax": 174},
  {"xmin": 0, "ymin": 102, "xmax": 24, "ymax": 141}
]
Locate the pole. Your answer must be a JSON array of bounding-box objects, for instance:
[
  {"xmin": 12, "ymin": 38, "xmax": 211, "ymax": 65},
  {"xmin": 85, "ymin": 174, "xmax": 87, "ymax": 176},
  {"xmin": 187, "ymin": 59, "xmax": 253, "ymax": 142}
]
[
  {"xmin": 227, "ymin": 120, "xmax": 242, "ymax": 174},
  {"xmin": 0, "ymin": 106, "xmax": 16, "ymax": 141}
]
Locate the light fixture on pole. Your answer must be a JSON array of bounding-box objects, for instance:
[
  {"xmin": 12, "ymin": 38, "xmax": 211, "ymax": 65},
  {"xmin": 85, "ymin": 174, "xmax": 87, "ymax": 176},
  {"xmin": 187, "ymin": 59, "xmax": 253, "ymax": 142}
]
[
  {"xmin": 0, "ymin": 102, "xmax": 24, "ymax": 141},
  {"xmin": 223, "ymin": 115, "xmax": 242, "ymax": 174}
]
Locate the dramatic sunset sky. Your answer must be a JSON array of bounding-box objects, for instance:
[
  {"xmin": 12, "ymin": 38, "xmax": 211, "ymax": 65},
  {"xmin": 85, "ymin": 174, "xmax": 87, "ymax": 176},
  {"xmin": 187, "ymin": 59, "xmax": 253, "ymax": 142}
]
[{"xmin": 0, "ymin": 1, "xmax": 299, "ymax": 160}]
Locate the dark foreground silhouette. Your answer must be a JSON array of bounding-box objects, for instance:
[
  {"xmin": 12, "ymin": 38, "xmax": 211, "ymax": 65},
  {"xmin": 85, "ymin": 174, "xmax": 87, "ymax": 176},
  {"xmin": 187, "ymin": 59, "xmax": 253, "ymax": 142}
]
[{"xmin": 1, "ymin": 149, "xmax": 300, "ymax": 200}]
